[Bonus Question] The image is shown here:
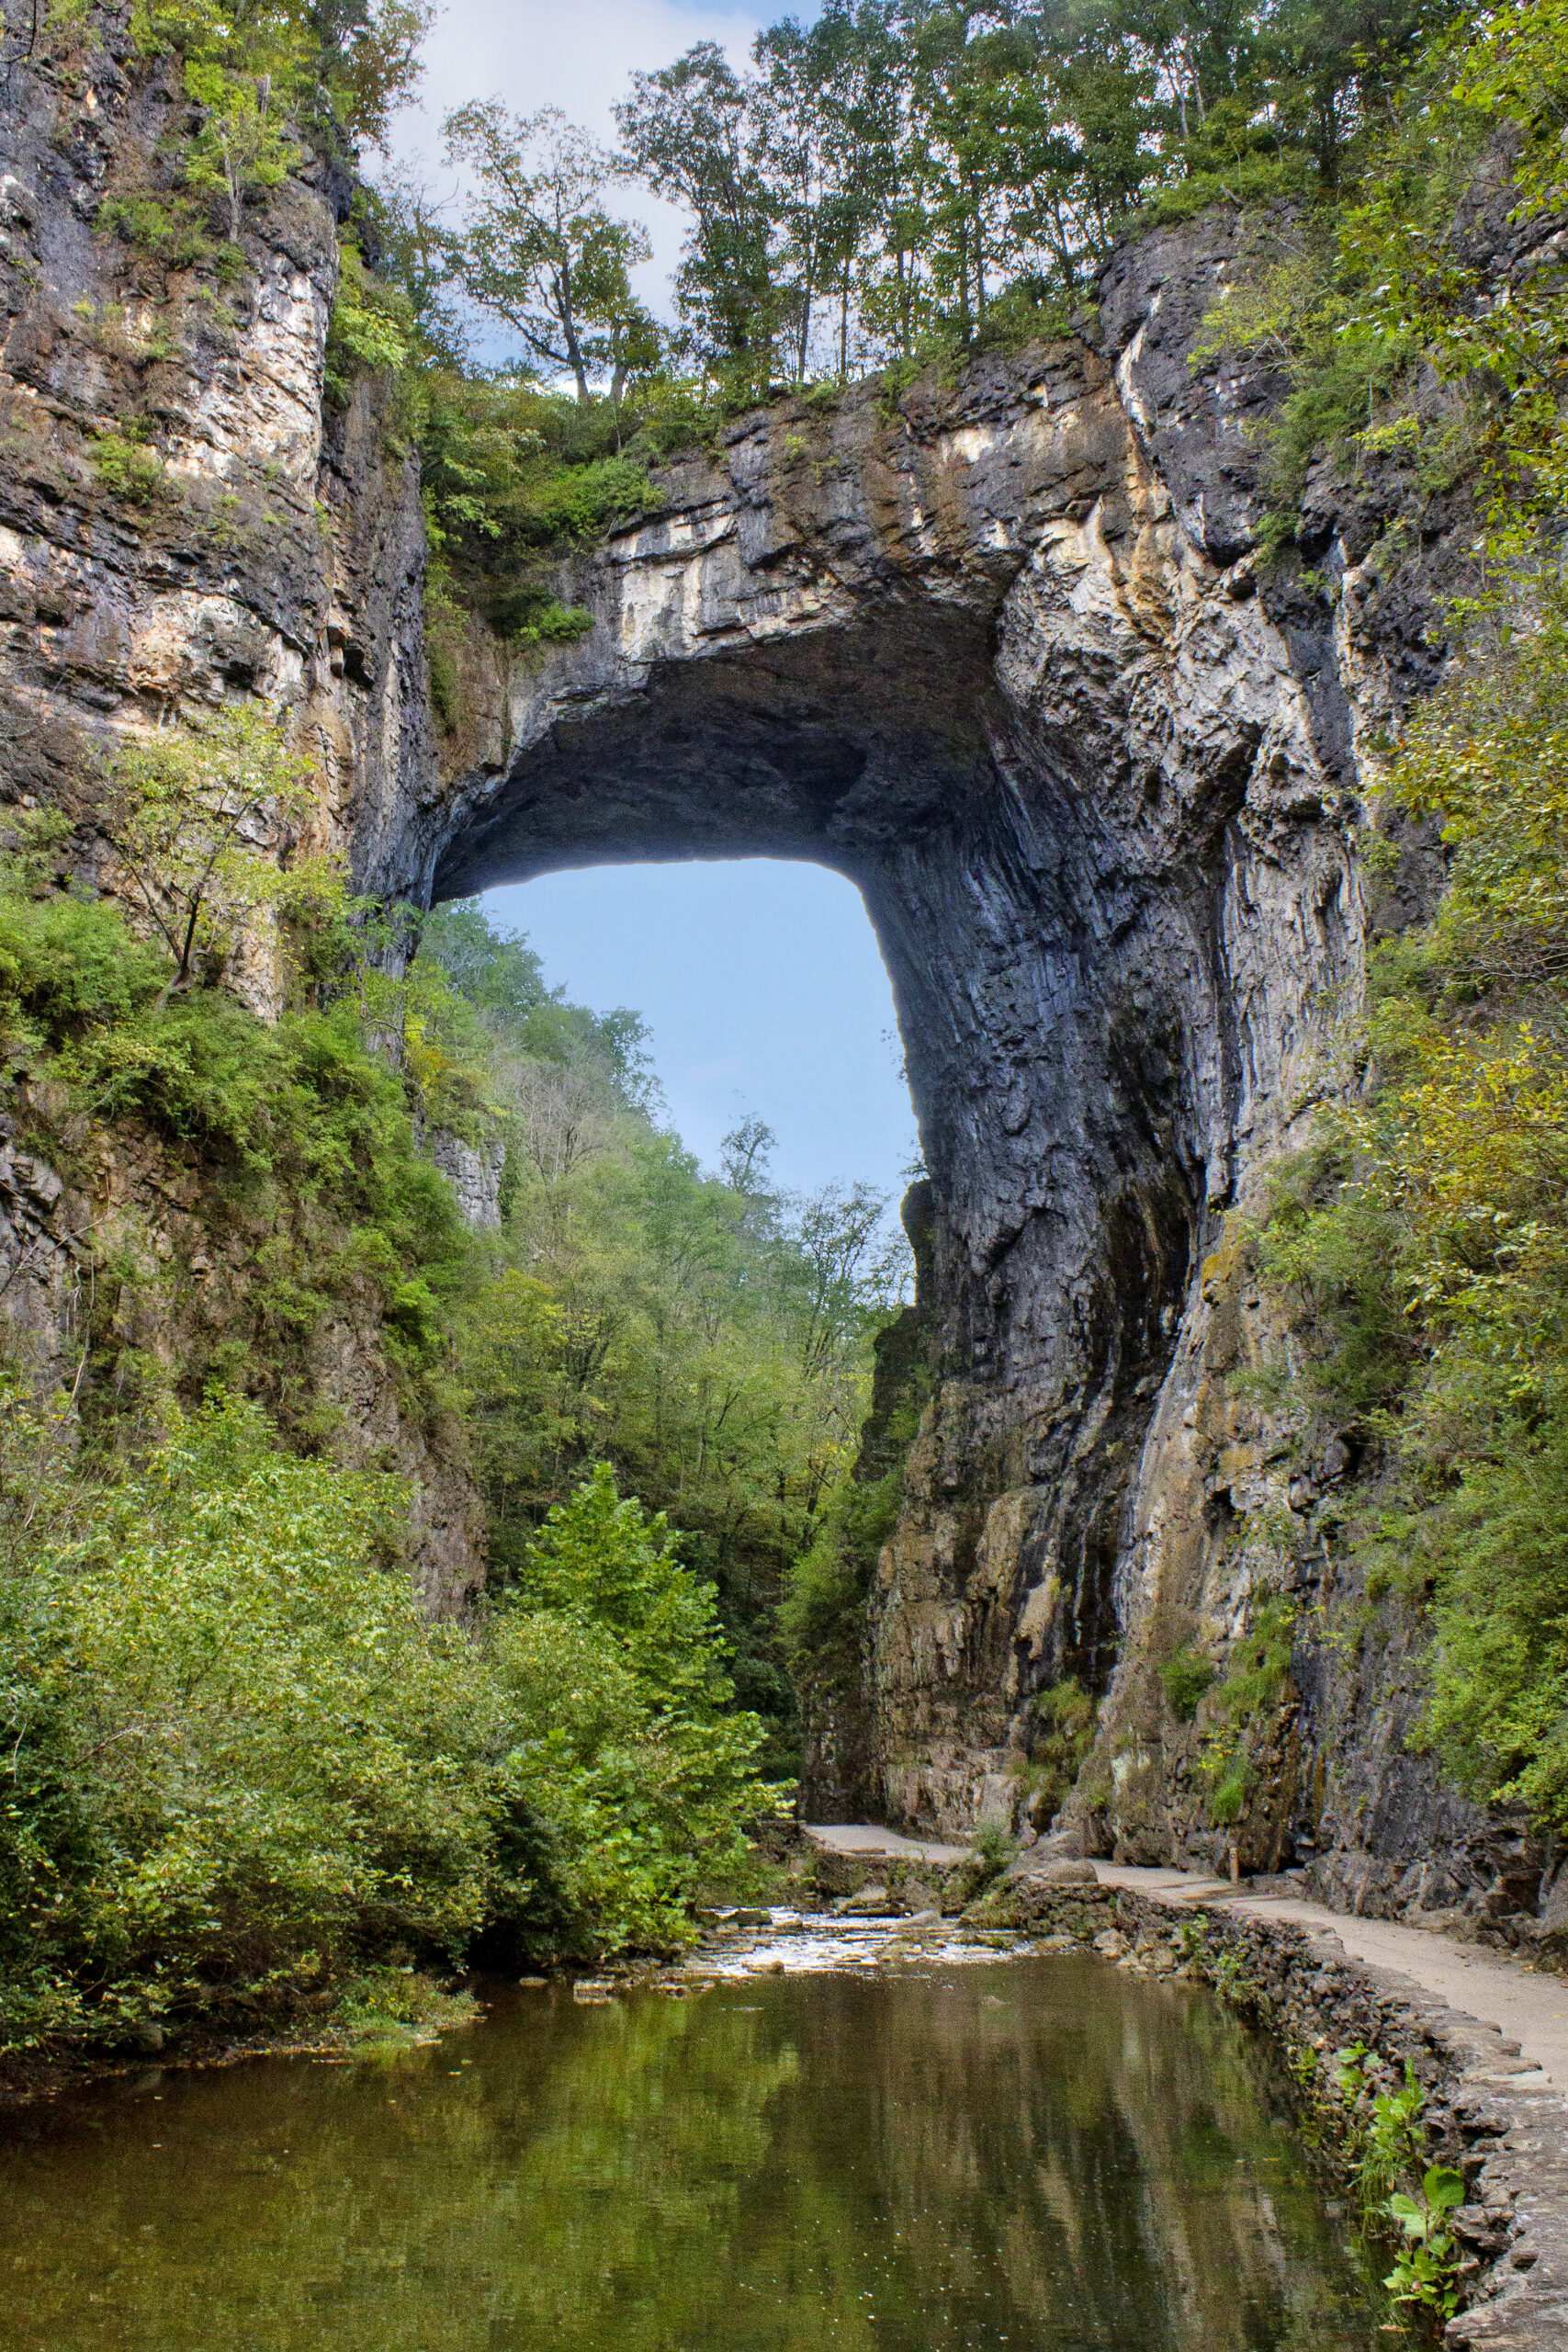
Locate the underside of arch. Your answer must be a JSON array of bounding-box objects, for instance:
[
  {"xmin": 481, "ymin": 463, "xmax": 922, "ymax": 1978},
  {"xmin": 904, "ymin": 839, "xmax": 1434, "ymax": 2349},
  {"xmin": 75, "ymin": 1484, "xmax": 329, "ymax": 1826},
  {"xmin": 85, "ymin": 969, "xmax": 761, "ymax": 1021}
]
[{"xmin": 402, "ymin": 331, "xmax": 1364, "ymax": 1842}]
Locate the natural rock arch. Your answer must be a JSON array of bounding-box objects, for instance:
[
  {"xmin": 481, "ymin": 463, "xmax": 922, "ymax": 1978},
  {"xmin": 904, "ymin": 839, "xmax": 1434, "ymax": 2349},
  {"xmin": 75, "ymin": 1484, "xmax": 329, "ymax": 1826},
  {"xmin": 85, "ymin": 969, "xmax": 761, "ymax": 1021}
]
[
  {"xmin": 0, "ymin": 43, "xmax": 1517, "ymax": 1902},
  {"xmin": 381, "ymin": 267, "xmax": 1368, "ymax": 1837}
]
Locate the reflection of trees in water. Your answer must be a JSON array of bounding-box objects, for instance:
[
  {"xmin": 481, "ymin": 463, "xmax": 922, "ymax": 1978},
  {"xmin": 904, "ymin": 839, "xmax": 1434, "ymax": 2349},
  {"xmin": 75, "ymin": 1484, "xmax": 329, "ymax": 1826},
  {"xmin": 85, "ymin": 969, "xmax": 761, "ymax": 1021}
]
[
  {"xmin": 0, "ymin": 1993, "xmax": 796, "ymax": 2350},
  {"xmin": 707, "ymin": 1963, "xmax": 1374, "ymax": 2352},
  {"xmin": 0, "ymin": 1966, "xmax": 1374, "ymax": 2352}
]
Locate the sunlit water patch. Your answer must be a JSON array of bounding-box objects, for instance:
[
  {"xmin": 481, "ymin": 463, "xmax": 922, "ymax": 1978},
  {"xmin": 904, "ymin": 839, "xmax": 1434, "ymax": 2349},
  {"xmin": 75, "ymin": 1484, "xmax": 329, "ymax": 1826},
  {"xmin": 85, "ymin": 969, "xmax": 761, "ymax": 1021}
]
[{"xmin": 0, "ymin": 1952, "xmax": 1381, "ymax": 2351}]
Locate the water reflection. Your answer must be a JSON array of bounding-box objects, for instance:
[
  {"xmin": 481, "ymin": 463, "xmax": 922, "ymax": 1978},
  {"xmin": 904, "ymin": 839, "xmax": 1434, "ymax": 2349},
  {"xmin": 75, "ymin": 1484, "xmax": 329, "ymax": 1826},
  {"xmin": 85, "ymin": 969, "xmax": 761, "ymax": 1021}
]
[{"xmin": 0, "ymin": 1956, "xmax": 1378, "ymax": 2351}]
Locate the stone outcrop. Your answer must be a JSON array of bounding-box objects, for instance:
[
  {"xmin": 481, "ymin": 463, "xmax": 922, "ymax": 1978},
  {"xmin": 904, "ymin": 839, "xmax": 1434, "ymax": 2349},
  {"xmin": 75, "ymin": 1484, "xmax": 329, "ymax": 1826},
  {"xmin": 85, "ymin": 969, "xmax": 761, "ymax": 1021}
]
[
  {"xmin": 0, "ymin": 25, "xmax": 1544, "ymax": 1923},
  {"xmin": 0, "ymin": 11, "xmax": 479, "ymax": 1604}
]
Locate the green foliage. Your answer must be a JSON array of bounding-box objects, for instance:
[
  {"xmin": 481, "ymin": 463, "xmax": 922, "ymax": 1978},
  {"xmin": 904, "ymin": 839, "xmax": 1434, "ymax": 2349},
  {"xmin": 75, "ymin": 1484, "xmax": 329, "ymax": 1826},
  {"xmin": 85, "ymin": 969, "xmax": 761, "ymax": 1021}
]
[
  {"xmin": 1384, "ymin": 2166, "xmax": 1466, "ymax": 2320},
  {"xmin": 0, "ymin": 889, "xmax": 167, "ymax": 1059},
  {"xmin": 418, "ymin": 895, "xmax": 654, "ymax": 1108},
  {"xmin": 1329, "ymin": 2049, "xmax": 1463, "ymax": 2317},
  {"xmin": 1012, "ymin": 1677, "xmax": 1098, "ymax": 1826},
  {"xmin": 380, "ymin": 356, "xmax": 660, "ymax": 661},
  {"xmin": 0, "ymin": 1399, "xmax": 775, "ymax": 2053},
  {"xmin": 0, "ymin": 1390, "xmax": 485, "ymax": 2047},
  {"xmin": 1195, "ymin": 1598, "xmax": 1295, "ymax": 1826},
  {"xmin": 441, "ymin": 102, "xmax": 663, "ymax": 409},
  {"xmin": 183, "ymin": 54, "xmax": 299, "ymax": 240},
  {"xmin": 1186, "ymin": 0, "xmax": 1568, "ymax": 558},
  {"xmin": 1159, "ymin": 1645, "xmax": 1216, "ymax": 1723},
  {"xmin": 98, "ymin": 189, "xmax": 245, "ymax": 280},
  {"xmin": 90, "ymin": 431, "xmax": 165, "ymax": 503},
  {"xmin": 0, "ymin": 866, "xmax": 468, "ymax": 1432},
  {"xmin": 1190, "ymin": 224, "xmax": 1421, "ymax": 540},
  {"xmin": 488, "ymin": 1468, "xmax": 777, "ymax": 1952},
  {"xmin": 325, "ymin": 239, "xmax": 414, "ymax": 403},
  {"xmin": 1206, "ymin": 1946, "xmax": 1260, "ymax": 2008},
  {"xmin": 0, "ymin": 853, "xmax": 908, "ymax": 2048},
  {"xmin": 606, "ymin": 0, "xmax": 1452, "ymax": 396},
  {"xmin": 518, "ymin": 1464, "xmax": 739, "ymax": 1714},
  {"xmin": 779, "ymin": 1458, "xmax": 902, "ymax": 1670},
  {"xmin": 1334, "ymin": 2047, "xmax": 1429, "ymax": 2201},
  {"xmin": 129, "ymin": 0, "xmax": 433, "ymax": 160},
  {"xmin": 965, "ymin": 1819, "xmax": 1016, "ymax": 1891},
  {"xmin": 101, "ymin": 701, "xmax": 329, "ymax": 986}
]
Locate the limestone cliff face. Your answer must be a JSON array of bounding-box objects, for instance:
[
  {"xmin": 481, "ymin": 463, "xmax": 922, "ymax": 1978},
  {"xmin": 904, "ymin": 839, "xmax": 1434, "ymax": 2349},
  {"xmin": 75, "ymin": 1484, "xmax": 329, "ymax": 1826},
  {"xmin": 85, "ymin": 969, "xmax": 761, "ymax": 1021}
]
[
  {"xmin": 0, "ymin": 25, "xmax": 1537, "ymax": 1926},
  {"xmin": 409, "ymin": 217, "xmax": 1524, "ymax": 1925},
  {"xmin": 0, "ymin": 15, "xmax": 479, "ymax": 1605}
]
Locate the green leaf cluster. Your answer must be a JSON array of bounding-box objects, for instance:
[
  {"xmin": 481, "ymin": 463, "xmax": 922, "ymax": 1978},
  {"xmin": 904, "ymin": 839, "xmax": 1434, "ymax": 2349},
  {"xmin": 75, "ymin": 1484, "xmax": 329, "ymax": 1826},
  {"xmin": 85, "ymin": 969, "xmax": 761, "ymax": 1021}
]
[
  {"xmin": 0, "ymin": 1395, "xmax": 774, "ymax": 2054},
  {"xmin": 1158, "ymin": 1644, "xmax": 1216, "ymax": 1724},
  {"xmin": 0, "ymin": 861, "xmax": 468, "ymax": 1430},
  {"xmin": 1192, "ymin": 1599, "xmax": 1296, "ymax": 1825}
]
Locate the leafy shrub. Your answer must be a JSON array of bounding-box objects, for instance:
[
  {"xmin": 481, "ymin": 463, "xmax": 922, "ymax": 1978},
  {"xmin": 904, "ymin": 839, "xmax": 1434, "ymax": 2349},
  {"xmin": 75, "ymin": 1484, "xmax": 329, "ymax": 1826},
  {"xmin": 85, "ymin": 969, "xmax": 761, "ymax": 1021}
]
[
  {"xmin": 0, "ymin": 1410, "xmax": 776, "ymax": 2054},
  {"xmin": 780, "ymin": 1461, "xmax": 901, "ymax": 1669},
  {"xmin": 99, "ymin": 189, "xmax": 244, "ymax": 281},
  {"xmin": 1012, "ymin": 1677, "xmax": 1098, "ymax": 1826},
  {"xmin": 1384, "ymin": 2166, "xmax": 1466, "ymax": 2321},
  {"xmin": 90, "ymin": 431, "xmax": 165, "ymax": 503},
  {"xmin": 0, "ymin": 869, "xmax": 469, "ymax": 1417},
  {"xmin": 1159, "ymin": 1645, "xmax": 1216, "ymax": 1723},
  {"xmin": 325, "ymin": 240, "xmax": 415, "ymax": 403},
  {"xmin": 965, "ymin": 1820, "xmax": 1016, "ymax": 1891},
  {"xmin": 0, "ymin": 1392, "xmax": 488, "ymax": 2047},
  {"xmin": 0, "ymin": 889, "xmax": 167, "ymax": 1057},
  {"xmin": 1195, "ymin": 1600, "xmax": 1295, "ymax": 1826}
]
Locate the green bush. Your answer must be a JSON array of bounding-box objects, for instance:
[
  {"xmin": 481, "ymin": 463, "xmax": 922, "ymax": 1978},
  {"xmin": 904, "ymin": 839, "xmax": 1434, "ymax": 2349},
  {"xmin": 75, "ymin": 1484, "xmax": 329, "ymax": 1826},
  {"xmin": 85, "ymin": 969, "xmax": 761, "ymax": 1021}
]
[
  {"xmin": 0, "ymin": 870, "xmax": 469, "ymax": 1416},
  {"xmin": 99, "ymin": 190, "xmax": 244, "ymax": 281},
  {"xmin": 1159, "ymin": 1645, "xmax": 1217, "ymax": 1723},
  {"xmin": 1195, "ymin": 1600, "xmax": 1295, "ymax": 1826},
  {"xmin": 324, "ymin": 241, "xmax": 415, "ymax": 404},
  {"xmin": 779, "ymin": 1462, "xmax": 901, "ymax": 1670},
  {"xmin": 90, "ymin": 431, "xmax": 165, "ymax": 503},
  {"xmin": 0, "ymin": 1392, "xmax": 488, "ymax": 2048},
  {"xmin": 0, "ymin": 1408, "xmax": 776, "ymax": 2055},
  {"xmin": 0, "ymin": 888, "xmax": 167, "ymax": 1055}
]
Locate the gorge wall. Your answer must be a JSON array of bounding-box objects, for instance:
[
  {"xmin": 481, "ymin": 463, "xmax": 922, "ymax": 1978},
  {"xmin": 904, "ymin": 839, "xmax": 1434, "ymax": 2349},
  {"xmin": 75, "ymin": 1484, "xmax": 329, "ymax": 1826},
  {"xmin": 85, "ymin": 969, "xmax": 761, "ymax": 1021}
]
[{"xmin": 2, "ymin": 26, "xmax": 1543, "ymax": 1935}]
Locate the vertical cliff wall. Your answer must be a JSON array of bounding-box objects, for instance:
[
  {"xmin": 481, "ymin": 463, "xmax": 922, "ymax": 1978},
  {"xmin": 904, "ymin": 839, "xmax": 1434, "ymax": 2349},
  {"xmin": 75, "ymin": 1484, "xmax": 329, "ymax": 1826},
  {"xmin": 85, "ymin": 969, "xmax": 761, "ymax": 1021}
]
[
  {"xmin": 0, "ymin": 23, "xmax": 1538, "ymax": 1928},
  {"xmin": 0, "ymin": 16, "xmax": 480, "ymax": 1602}
]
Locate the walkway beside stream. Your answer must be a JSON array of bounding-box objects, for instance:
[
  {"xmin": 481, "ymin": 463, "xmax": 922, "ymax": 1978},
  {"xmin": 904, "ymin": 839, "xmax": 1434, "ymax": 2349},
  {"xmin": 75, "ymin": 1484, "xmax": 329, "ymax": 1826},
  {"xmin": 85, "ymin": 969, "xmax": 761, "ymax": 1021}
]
[
  {"xmin": 803, "ymin": 1826, "xmax": 1568, "ymax": 2096},
  {"xmin": 1094, "ymin": 1862, "xmax": 1568, "ymax": 2098}
]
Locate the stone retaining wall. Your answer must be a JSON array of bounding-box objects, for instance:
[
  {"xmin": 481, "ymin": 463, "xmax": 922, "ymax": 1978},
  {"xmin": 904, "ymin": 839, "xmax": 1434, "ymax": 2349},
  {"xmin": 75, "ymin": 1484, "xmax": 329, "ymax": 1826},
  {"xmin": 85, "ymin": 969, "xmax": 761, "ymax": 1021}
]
[{"xmin": 976, "ymin": 1877, "xmax": 1568, "ymax": 2349}]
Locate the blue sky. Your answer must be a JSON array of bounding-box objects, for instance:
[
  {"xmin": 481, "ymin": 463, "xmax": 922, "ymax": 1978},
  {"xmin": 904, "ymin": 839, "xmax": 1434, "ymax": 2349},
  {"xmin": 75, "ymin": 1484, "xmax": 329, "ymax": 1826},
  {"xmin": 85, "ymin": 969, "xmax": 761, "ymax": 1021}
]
[{"xmin": 482, "ymin": 864, "xmax": 922, "ymax": 1204}]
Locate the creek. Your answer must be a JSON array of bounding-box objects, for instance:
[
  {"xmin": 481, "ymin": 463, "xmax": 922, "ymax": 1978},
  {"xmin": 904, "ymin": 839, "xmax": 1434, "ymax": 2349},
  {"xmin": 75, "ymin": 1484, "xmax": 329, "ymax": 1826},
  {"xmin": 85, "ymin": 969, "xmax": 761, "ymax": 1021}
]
[{"xmin": 0, "ymin": 1944, "xmax": 1382, "ymax": 2351}]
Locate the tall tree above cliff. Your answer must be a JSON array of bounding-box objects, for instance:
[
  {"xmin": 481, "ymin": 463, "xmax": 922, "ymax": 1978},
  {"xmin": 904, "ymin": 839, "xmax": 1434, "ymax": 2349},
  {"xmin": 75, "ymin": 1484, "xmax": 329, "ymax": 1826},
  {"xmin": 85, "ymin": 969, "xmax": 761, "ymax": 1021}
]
[
  {"xmin": 615, "ymin": 43, "xmax": 785, "ymax": 397},
  {"xmin": 443, "ymin": 101, "xmax": 662, "ymax": 404}
]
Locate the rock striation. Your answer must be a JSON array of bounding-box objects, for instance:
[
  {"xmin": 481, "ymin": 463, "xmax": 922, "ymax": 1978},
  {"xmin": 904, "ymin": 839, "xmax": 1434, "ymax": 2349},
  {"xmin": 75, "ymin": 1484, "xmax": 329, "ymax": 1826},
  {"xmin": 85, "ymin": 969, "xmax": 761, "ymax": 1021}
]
[
  {"xmin": 0, "ymin": 11, "xmax": 477, "ymax": 1603},
  {"xmin": 0, "ymin": 28, "xmax": 1543, "ymax": 1924}
]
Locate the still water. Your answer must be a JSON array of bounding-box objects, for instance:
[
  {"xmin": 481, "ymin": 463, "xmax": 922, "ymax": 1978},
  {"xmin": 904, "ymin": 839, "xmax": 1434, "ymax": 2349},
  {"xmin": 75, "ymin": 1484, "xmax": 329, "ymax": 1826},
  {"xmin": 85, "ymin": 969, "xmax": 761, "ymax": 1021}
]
[{"xmin": 0, "ymin": 1953, "xmax": 1380, "ymax": 2352}]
